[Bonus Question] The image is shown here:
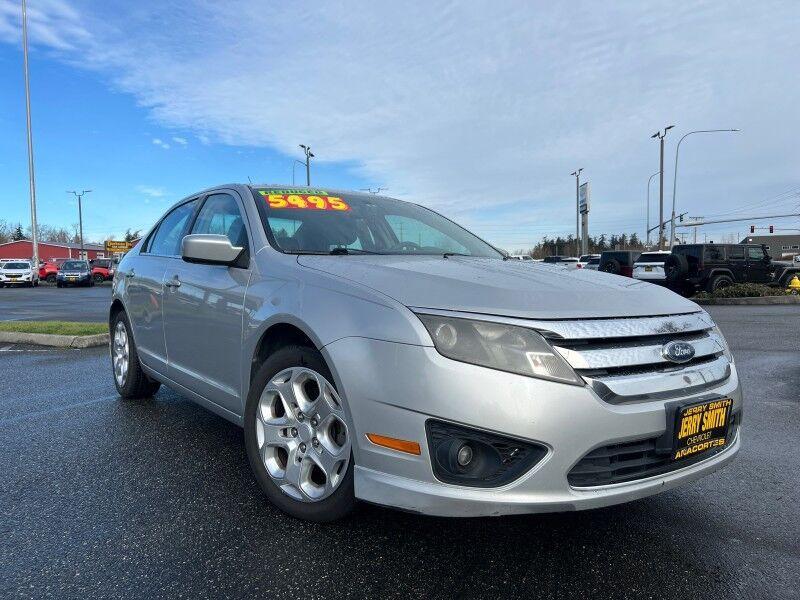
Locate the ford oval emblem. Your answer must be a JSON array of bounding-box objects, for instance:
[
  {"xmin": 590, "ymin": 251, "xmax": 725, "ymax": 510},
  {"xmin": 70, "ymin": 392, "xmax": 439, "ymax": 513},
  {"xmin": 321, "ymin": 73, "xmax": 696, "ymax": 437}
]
[{"xmin": 662, "ymin": 340, "xmax": 696, "ymax": 363}]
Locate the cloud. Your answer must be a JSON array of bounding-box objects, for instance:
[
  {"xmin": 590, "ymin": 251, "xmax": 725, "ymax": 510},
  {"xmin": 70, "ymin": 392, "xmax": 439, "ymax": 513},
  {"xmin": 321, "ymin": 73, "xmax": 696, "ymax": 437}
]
[
  {"xmin": 171, "ymin": 136, "xmax": 187, "ymax": 146},
  {"xmin": 2, "ymin": 1, "xmax": 800, "ymax": 247},
  {"xmin": 135, "ymin": 185, "xmax": 167, "ymax": 199},
  {"xmin": 151, "ymin": 138, "xmax": 170, "ymax": 149}
]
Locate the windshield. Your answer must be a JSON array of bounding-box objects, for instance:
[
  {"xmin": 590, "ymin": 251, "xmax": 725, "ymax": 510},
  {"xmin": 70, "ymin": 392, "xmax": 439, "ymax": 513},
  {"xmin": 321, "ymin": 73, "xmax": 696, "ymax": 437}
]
[
  {"xmin": 252, "ymin": 188, "xmax": 502, "ymax": 258},
  {"xmin": 61, "ymin": 261, "xmax": 88, "ymax": 270},
  {"xmin": 4, "ymin": 262, "xmax": 30, "ymax": 269}
]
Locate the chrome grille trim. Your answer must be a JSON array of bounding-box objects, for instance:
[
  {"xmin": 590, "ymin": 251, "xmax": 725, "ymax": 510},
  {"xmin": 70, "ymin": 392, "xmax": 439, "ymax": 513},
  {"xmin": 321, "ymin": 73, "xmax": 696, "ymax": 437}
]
[{"xmin": 552, "ymin": 332, "xmax": 724, "ymax": 370}]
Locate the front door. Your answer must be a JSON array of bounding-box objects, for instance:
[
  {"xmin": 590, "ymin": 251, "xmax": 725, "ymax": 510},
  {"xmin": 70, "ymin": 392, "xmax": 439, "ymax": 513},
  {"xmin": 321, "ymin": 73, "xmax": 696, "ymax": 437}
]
[{"xmin": 162, "ymin": 192, "xmax": 252, "ymax": 414}]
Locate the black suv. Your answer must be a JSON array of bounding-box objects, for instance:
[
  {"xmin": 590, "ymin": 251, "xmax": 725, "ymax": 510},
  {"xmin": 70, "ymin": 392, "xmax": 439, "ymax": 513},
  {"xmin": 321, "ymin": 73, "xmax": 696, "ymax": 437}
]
[
  {"xmin": 598, "ymin": 250, "xmax": 641, "ymax": 277},
  {"xmin": 664, "ymin": 243, "xmax": 799, "ymax": 293}
]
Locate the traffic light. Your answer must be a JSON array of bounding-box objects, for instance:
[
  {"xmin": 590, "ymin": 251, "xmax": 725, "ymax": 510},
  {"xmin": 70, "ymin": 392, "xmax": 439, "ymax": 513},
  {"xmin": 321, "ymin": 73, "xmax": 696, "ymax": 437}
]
[
  {"xmin": 769, "ymin": 225, "xmax": 774, "ymax": 233},
  {"xmin": 750, "ymin": 225, "xmax": 755, "ymax": 233}
]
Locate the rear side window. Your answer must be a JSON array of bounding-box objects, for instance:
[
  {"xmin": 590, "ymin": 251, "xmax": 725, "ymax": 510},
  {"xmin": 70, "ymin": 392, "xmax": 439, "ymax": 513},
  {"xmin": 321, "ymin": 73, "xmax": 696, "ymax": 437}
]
[
  {"xmin": 728, "ymin": 246, "xmax": 745, "ymax": 260},
  {"xmin": 147, "ymin": 200, "xmax": 197, "ymax": 256},
  {"xmin": 747, "ymin": 246, "xmax": 766, "ymax": 260},
  {"xmin": 603, "ymin": 252, "xmax": 639, "ymax": 265},
  {"xmin": 704, "ymin": 246, "xmax": 724, "ymax": 261}
]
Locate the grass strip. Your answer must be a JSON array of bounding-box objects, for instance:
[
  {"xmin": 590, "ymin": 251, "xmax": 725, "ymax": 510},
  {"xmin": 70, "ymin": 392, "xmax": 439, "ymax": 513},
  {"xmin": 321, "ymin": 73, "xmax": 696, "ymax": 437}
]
[{"xmin": 0, "ymin": 321, "xmax": 107, "ymax": 336}]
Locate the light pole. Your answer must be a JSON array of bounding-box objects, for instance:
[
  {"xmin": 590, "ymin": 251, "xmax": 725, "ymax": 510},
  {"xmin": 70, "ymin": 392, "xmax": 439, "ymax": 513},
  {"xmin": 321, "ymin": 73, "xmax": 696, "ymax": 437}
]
[
  {"xmin": 291, "ymin": 160, "xmax": 306, "ymax": 185},
  {"xmin": 669, "ymin": 128, "xmax": 740, "ymax": 248},
  {"xmin": 299, "ymin": 144, "xmax": 314, "ymax": 186},
  {"xmin": 570, "ymin": 168, "xmax": 582, "ymax": 257},
  {"xmin": 651, "ymin": 125, "xmax": 674, "ymax": 250},
  {"xmin": 21, "ymin": 0, "xmax": 39, "ymax": 267},
  {"xmin": 646, "ymin": 171, "xmax": 660, "ymax": 247},
  {"xmin": 67, "ymin": 190, "xmax": 92, "ymax": 259}
]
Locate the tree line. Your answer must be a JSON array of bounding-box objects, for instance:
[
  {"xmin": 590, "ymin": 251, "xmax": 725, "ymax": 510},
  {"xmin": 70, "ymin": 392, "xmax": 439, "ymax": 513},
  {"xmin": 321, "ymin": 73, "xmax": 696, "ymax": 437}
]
[
  {"xmin": 512, "ymin": 232, "xmax": 653, "ymax": 258},
  {"xmin": 0, "ymin": 220, "xmax": 141, "ymax": 246}
]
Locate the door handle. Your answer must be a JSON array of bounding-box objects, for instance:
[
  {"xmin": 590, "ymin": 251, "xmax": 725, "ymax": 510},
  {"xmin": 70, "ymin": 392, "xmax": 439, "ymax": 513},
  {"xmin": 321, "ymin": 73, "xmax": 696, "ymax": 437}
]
[{"xmin": 165, "ymin": 275, "xmax": 181, "ymax": 289}]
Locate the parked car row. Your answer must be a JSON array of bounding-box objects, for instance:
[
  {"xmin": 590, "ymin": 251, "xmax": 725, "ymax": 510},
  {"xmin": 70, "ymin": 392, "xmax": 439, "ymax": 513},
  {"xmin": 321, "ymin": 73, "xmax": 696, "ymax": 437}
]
[{"xmin": 0, "ymin": 257, "xmax": 116, "ymax": 288}]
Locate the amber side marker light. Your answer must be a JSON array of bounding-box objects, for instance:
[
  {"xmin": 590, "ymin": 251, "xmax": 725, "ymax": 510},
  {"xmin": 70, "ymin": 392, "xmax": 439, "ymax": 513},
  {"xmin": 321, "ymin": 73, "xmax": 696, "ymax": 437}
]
[{"xmin": 366, "ymin": 433, "xmax": 421, "ymax": 455}]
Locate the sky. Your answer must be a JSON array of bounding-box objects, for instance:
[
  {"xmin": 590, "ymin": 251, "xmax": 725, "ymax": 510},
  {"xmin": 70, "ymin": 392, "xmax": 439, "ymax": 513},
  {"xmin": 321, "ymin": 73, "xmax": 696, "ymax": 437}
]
[{"xmin": 0, "ymin": 0, "xmax": 798, "ymax": 251}]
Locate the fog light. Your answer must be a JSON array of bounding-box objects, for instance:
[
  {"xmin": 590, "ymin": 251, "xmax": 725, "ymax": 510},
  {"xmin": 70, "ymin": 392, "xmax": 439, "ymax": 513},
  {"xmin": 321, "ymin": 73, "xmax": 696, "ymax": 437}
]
[{"xmin": 456, "ymin": 444, "xmax": 473, "ymax": 467}]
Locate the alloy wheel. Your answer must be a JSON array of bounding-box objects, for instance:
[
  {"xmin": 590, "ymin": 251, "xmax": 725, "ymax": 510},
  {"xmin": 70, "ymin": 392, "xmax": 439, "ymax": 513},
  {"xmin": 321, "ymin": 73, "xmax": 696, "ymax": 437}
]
[
  {"xmin": 255, "ymin": 367, "xmax": 351, "ymax": 502},
  {"xmin": 112, "ymin": 321, "xmax": 130, "ymax": 387}
]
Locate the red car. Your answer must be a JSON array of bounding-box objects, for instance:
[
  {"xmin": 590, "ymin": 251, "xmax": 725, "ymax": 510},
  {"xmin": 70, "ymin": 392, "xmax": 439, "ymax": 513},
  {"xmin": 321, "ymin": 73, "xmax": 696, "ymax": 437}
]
[
  {"xmin": 89, "ymin": 258, "xmax": 116, "ymax": 284},
  {"xmin": 38, "ymin": 260, "xmax": 63, "ymax": 284}
]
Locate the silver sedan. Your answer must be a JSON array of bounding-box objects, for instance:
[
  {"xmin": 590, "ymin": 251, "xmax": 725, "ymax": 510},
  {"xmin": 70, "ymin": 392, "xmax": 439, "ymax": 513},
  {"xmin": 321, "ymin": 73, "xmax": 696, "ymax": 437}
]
[{"xmin": 110, "ymin": 185, "xmax": 741, "ymax": 521}]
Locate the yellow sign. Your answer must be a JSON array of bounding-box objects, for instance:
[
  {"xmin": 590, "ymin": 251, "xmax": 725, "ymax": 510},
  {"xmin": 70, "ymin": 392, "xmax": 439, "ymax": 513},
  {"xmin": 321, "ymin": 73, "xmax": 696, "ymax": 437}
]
[
  {"xmin": 258, "ymin": 191, "xmax": 351, "ymax": 211},
  {"xmin": 105, "ymin": 240, "xmax": 132, "ymax": 253}
]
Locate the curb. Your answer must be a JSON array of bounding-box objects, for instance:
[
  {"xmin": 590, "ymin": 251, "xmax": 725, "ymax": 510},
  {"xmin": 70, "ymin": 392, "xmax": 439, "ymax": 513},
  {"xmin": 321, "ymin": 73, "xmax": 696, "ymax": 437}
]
[
  {"xmin": 693, "ymin": 295, "xmax": 800, "ymax": 305},
  {"xmin": 0, "ymin": 331, "xmax": 109, "ymax": 348}
]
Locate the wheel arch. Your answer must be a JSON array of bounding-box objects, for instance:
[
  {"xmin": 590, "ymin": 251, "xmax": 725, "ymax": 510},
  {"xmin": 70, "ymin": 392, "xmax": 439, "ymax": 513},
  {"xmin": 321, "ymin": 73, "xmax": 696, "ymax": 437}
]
[{"xmin": 249, "ymin": 320, "xmax": 321, "ymax": 387}]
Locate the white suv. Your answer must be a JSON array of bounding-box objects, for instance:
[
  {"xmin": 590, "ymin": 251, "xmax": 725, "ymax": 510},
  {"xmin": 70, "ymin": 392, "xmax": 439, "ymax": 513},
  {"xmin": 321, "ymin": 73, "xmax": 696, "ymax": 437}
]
[
  {"xmin": 633, "ymin": 251, "xmax": 672, "ymax": 282},
  {"xmin": 0, "ymin": 260, "xmax": 39, "ymax": 287}
]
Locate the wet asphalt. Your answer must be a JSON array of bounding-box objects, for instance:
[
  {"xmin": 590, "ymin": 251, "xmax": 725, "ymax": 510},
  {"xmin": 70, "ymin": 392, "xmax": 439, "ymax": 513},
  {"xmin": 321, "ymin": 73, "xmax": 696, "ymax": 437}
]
[
  {"xmin": 1, "ymin": 305, "xmax": 798, "ymax": 599},
  {"xmin": 0, "ymin": 284, "xmax": 111, "ymax": 323}
]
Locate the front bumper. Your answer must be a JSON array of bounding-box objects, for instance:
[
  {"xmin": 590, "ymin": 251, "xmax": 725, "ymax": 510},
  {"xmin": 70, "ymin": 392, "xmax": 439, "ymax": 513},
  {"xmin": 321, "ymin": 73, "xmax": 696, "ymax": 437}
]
[{"xmin": 322, "ymin": 337, "xmax": 742, "ymax": 517}]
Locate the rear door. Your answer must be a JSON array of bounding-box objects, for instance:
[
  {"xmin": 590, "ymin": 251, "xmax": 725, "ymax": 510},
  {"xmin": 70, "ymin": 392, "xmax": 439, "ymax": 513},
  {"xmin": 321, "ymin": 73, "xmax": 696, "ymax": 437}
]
[
  {"xmin": 162, "ymin": 191, "xmax": 252, "ymax": 414},
  {"xmin": 727, "ymin": 245, "xmax": 747, "ymax": 282},
  {"xmin": 124, "ymin": 199, "xmax": 197, "ymax": 372},
  {"xmin": 746, "ymin": 245, "xmax": 771, "ymax": 283}
]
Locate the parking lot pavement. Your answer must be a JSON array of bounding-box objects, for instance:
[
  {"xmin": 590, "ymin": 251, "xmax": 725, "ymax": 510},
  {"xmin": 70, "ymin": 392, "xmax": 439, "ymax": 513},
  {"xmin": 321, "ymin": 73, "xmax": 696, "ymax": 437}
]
[
  {"xmin": 1, "ymin": 306, "xmax": 798, "ymax": 599},
  {"xmin": 0, "ymin": 284, "xmax": 111, "ymax": 322}
]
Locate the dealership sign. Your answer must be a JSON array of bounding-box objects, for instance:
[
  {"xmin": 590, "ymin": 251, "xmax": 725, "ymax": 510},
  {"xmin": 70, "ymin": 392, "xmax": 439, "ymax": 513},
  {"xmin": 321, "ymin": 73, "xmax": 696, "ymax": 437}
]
[
  {"xmin": 105, "ymin": 240, "xmax": 132, "ymax": 253},
  {"xmin": 579, "ymin": 182, "xmax": 590, "ymax": 214}
]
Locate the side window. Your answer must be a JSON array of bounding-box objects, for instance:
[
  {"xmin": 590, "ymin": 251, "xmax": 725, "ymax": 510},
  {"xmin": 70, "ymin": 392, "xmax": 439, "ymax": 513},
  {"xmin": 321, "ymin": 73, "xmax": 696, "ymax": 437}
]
[
  {"xmin": 704, "ymin": 246, "xmax": 724, "ymax": 261},
  {"xmin": 747, "ymin": 246, "xmax": 766, "ymax": 261},
  {"xmin": 191, "ymin": 193, "xmax": 249, "ymax": 248},
  {"xmin": 385, "ymin": 214, "xmax": 468, "ymax": 253},
  {"xmin": 147, "ymin": 200, "xmax": 197, "ymax": 256},
  {"xmin": 728, "ymin": 246, "xmax": 745, "ymax": 260}
]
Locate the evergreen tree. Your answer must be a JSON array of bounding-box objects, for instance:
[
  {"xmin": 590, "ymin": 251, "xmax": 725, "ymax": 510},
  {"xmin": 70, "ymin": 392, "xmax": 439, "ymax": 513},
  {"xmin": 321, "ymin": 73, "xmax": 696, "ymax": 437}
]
[{"xmin": 12, "ymin": 223, "xmax": 25, "ymax": 241}]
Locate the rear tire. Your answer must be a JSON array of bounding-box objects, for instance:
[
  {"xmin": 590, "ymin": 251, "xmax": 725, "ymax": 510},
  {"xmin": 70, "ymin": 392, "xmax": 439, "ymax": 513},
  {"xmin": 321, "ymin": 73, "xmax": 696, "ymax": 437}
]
[
  {"xmin": 707, "ymin": 274, "xmax": 733, "ymax": 293},
  {"xmin": 110, "ymin": 310, "xmax": 161, "ymax": 399},
  {"xmin": 46, "ymin": 274, "xmax": 56, "ymax": 284},
  {"xmin": 244, "ymin": 345, "xmax": 356, "ymax": 522}
]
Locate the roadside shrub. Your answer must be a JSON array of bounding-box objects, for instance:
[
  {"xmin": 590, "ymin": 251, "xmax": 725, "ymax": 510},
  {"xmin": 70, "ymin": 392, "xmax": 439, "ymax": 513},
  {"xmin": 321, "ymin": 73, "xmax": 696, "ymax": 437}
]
[{"xmin": 693, "ymin": 283, "xmax": 790, "ymax": 299}]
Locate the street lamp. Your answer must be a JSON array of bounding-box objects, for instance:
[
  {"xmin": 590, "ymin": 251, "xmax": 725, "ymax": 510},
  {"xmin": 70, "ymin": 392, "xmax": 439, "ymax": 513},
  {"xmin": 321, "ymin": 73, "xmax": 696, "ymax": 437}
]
[
  {"xmin": 67, "ymin": 190, "xmax": 92, "ymax": 259},
  {"xmin": 299, "ymin": 144, "xmax": 314, "ymax": 186},
  {"xmin": 21, "ymin": 0, "xmax": 39, "ymax": 267},
  {"xmin": 570, "ymin": 169, "xmax": 582, "ymax": 257},
  {"xmin": 668, "ymin": 128, "xmax": 741, "ymax": 248},
  {"xmin": 651, "ymin": 125, "xmax": 675, "ymax": 249},
  {"xmin": 646, "ymin": 171, "xmax": 660, "ymax": 247}
]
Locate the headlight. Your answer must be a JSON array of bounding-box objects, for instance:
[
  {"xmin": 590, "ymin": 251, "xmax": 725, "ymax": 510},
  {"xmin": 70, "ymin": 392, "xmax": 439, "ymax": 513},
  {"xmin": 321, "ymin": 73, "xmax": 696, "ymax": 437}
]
[
  {"xmin": 416, "ymin": 314, "xmax": 583, "ymax": 385},
  {"xmin": 710, "ymin": 325, "xmax": 734, "ymax": 363}
]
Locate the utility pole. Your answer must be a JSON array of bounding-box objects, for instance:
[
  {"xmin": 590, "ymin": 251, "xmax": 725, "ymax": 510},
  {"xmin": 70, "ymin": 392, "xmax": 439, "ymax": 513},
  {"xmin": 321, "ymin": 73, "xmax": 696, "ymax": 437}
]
[
  {"xmin": 67, "ymin": 190, "xmax": 92, "ymax": 259},
  {"xmin": 299, "ymin": 144, "xmax": 314, "ymax": 186},
  {"xmin": 651, "ymin": 125, "xmax": 674, "ymax": 250},
  {"xmin": 570, "ymin": 168, "xmax": 582, "ymax": 257},
  {"xmin": 21, "ymin": 0, "xmax": 39, "ymax": 267}
]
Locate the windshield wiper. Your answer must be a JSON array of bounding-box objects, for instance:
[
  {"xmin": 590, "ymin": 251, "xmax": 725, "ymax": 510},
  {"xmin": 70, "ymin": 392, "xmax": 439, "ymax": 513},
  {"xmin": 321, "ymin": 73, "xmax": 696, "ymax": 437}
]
[
  {"xmin": 442, "ymin": 252, "xmax": 471, "ymax": 259},
  {"xmin": 329, "ymin": 247, "xmax": 385, "ymax": 255}
]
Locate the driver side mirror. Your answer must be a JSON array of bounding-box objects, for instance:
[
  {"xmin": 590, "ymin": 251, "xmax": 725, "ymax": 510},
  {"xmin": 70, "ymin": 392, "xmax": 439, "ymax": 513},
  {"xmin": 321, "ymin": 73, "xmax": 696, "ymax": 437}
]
[{"xmin": 181, "ymin": 234, "xmax": 247, "ymax": 267}]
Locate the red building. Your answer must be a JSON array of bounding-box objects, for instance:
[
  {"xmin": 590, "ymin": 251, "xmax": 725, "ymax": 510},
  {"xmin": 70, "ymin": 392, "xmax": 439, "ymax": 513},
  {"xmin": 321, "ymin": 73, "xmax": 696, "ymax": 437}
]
[{"xmin": 0, "ymin": 239, "xmax": 107, "ymax": 262}]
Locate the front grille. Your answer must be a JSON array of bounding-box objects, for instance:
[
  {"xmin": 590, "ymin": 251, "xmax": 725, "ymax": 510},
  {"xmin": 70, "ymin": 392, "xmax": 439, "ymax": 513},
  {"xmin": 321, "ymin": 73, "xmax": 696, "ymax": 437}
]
[
  {"xmin": 568, "ymin": 413, "xmax": 740, "ymax": 487},
  {"xmin": 540, "ymin": 312, "xmax": 731, "ymax": 403}
]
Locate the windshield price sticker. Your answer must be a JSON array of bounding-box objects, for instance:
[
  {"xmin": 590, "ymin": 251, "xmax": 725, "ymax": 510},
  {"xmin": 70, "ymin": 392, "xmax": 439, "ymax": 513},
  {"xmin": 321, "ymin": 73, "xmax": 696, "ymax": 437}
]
[{"xmin": 258, "ymin": 190, "xmax": 350, "ymax": 211}]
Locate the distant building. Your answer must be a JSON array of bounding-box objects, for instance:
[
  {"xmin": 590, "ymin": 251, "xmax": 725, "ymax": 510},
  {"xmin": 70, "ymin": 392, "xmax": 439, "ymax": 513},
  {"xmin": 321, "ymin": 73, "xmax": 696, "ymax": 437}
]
[
  {"xmin": 740, "ymin": 234, "xmax": 800, "ymax": 260},
  {"xmin": 0, "ymin": 239, "xmax": 107, "ymax": 262}
]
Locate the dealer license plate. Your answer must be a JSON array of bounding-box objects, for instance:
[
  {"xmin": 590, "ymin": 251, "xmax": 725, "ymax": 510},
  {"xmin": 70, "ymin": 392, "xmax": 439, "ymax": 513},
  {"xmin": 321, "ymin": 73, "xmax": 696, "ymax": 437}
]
[
  {"xmin": 673, "ymin": 398, "xmax": 732, "ymax": 460},
  {"xmin": 645, "ymin": 266, "xmax": 653, "ymax": 272}
]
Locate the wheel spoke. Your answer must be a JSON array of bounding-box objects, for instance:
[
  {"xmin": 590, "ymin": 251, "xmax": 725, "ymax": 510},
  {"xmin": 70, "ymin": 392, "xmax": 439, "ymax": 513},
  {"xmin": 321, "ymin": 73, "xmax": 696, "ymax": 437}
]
[{"xmin": 283, "ymin": 447, "xmax": 303, "ymax": 489}]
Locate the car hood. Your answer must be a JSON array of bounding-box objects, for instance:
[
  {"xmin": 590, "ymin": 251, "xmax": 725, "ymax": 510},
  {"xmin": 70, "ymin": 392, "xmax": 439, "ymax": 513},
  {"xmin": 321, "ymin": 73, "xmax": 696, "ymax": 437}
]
[{"xmin": 297, "ymin": 255, "xmax": 701, "ymax": 319}]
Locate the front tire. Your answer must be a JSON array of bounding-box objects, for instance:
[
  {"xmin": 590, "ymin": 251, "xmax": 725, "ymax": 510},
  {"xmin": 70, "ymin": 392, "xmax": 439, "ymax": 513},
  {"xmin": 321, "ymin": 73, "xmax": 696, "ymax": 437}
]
[
  {"xmin": 110, "ymin": 311, "xmax": 161, "ymax": 399},
  {"xmin": 244, "ymin": 345, "xmax": 355, "ymax": 522}
]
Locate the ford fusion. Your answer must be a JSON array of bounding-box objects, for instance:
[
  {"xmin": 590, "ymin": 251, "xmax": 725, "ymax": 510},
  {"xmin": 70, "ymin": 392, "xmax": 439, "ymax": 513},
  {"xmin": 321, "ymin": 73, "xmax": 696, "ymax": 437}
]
[{"xmin": 109, "ymin": 185, "xmax": 741, "ymax": 521}]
